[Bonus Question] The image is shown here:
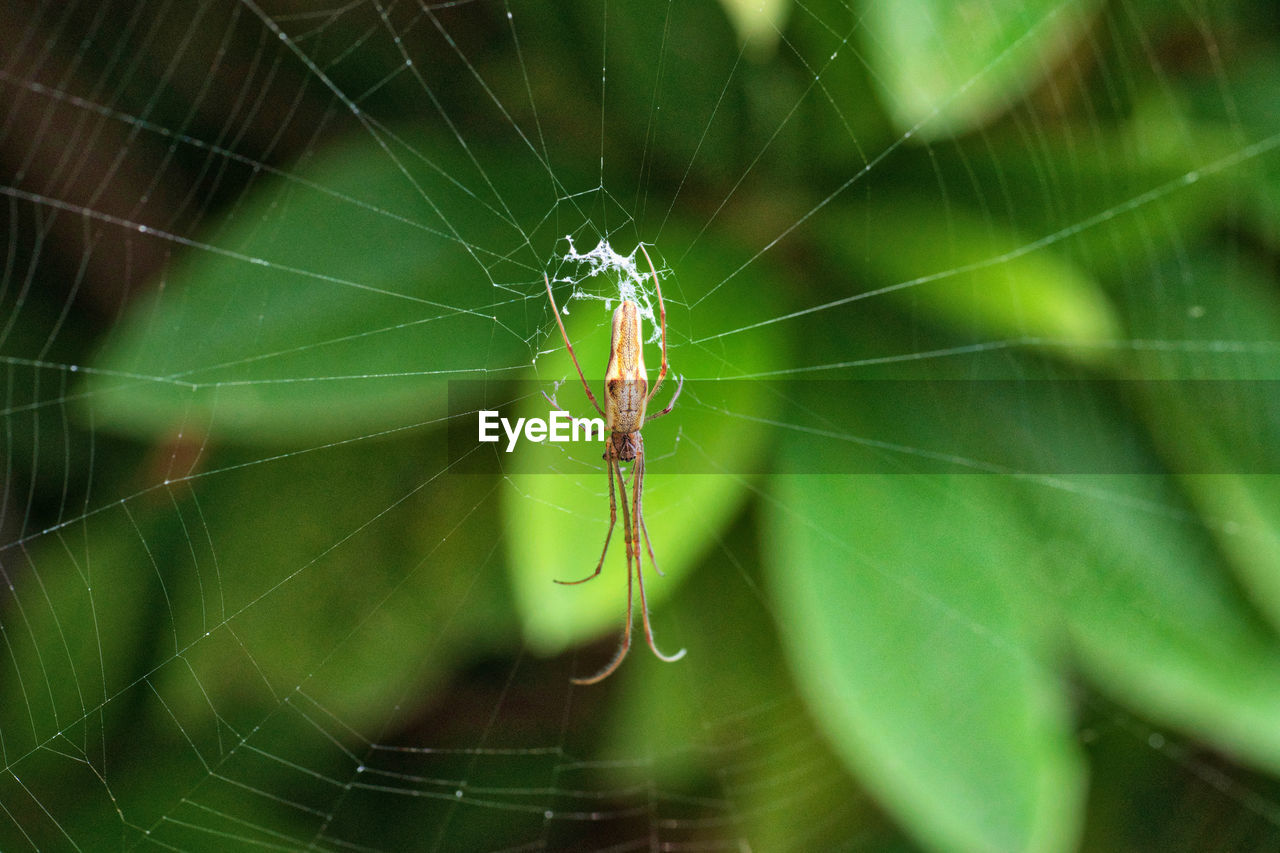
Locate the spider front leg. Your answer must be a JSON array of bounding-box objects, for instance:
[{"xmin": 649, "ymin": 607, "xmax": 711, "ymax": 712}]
[
  {"xmin": 554, "ymin": 455, "xmax": 617, "ymax": 586},
  {"xmin": 644, "ymin": 374, "xmax": 684, "ymax": 425},
  {"xmin": 544, "ymin": 273, "xmax": 604, "ymax": 418},
  {"xmin": 638, "ymin": 244, "xmax": 670, "ymax": 401}
]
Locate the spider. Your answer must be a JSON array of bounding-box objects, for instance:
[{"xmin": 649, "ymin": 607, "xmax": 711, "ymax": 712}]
[{"xmin": 543, "ymin": 245, "xmax": 686, "ymax": 685}]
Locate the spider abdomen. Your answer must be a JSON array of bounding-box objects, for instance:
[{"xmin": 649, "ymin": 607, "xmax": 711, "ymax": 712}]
[{"xmin": 604, "ymin": 300, "xmax": 648, "ymax": 433}]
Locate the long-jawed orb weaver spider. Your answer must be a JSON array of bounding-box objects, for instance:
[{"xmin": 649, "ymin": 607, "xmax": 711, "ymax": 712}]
[{"xmin": 543, "ymin": 244, "xmax": 686, "ymax": 685}]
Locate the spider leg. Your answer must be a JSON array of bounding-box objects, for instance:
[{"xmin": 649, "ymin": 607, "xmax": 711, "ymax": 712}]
[
  {"xmin": 634, "ymin": 449, "xmax": 663, "ymax": 577},
  {"xmin": 571, "ymin": 458, "xmax": 634, "ymax": 685},
  {"xmin": 633, "ymin": 452, "xmax": 686, "ymax": 663},
  {"xmin": 554, "ymin": 453, "xmax": 616, "ymax": 585},
  {"xmin": 544, "ymin": 274, "xmax": 604, "ymax": 417},
  {"xmin": 638, "ymin": 244, "xmax": 670, "ymax": 404},
  {"xmin": 644, "ymin": 373, "xmax": 684, "ymax": 424}
]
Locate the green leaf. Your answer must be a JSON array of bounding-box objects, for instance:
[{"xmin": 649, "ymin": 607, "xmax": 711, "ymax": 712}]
[
  {"xmin": 1116, "ymin": 249, "xmax": 1280, "ymax": 633},
  {"xmin": 819, "ymin": 200, "xmax": 1123, "ymax": 367},
  {"xmin": 765, "ymin": 468, "xmax": 1084, "ymax": 853},
  {"xmin": 163, "ymin": 437, "xmax": 514, "ymax": 732},
  {"xmin": 762, "ymin": 328, "xmax": 1280, "ymax": 849},
  {"xmin": 1, "ymin": 433, "xmax": 512, "ymax": 774},
  {"xmin": 563, "ymin": 2, "xmax": 748, "ymax": 185},
  {"xmin": 503, "ymin": 238, "xmax": 789, "ymax": 662},
  {"xmin": 0, "ymin": 432, "xmax": 517, "ymax": 848},
  {"xmin": 81, "ymin": 133, "xmax": 540, "ymax": 445},
  {"xmin": 862, "ymin": 0, "xmax": 1102, "ymax": 138},
  {"xmin": 754, "ymin": 342, "xmax": 1094, "ymax": 852},
  {"xmin": 1036, "ymin": 475, "xmax": 1280, "ymax": 774},
  {"xmin": 0, "ymin": 504, "xmax": 276, "ymax": 847},
  {"xmin": 925, "ymin": 113, "xmax": 1234, "ymax": 281},
  {"xmin": 0, "ymin": 506, "xmax": 160, "ymax": 761},
  {"xmin": 1179, "ymin": 46, "xmax": 1280, "ymax": 248}
]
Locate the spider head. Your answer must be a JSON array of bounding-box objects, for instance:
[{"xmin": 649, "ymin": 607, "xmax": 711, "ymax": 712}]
[{"xmin": 605, "ymin": 430, "xmax": 642, "ymax": 462}]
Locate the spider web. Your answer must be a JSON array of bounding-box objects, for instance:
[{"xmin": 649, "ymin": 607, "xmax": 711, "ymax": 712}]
[{"xmin": 4, "ymin": 0, "xmax": 1280, "ymax": 851}]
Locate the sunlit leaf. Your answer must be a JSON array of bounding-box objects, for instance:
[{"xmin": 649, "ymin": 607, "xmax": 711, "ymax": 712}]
[
  {"xmin": 819, "ymin": 199, "xmax": 1123, "ymax": 367},
  {"xmin": 862, "ymin": 0, "xmax": 1102, "ymax": 138},
  {"xmin": 717, "ymin": 0, "xmax": 790, "ymax": 56},
  {"xmin": 927, "ymin": 113, "xmax": 1234, "ymax": 281}
]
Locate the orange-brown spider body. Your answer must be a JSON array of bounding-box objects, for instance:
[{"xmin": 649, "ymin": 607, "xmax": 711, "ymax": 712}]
[{"xmin": 542, "ymin": 246, "xmax": 684, "ymax": 684}]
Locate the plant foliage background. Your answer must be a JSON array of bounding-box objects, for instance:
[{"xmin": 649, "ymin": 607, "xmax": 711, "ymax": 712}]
[{"xmin": 4, "ymin": 0, "xmax": 1280, "ymax": 851}]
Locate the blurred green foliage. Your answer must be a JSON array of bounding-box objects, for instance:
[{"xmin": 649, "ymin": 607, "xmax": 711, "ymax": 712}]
[{"xmin": 5, "ymin": 0, "xmax": 1280, "ymax": 851}]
